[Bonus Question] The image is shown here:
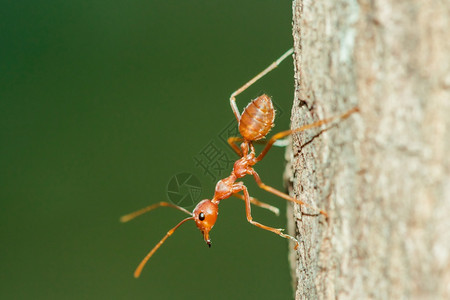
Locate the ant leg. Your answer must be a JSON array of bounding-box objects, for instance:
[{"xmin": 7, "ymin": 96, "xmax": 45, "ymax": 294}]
[
  {"xmin": 233, "ymin": 193, "xmax": 280, "ymax": 216},
  {"xmin": 227, "ymin": 137, "xmax": 244, "ymax": 156},
  {"xmin": 228, "ymin": 136, "xmax": 279, "ymax": 157},
  {"xmin": 256, "ymin": 106, "xmax": 359, "ymax": 162},
  {"xmin": 238, "ymin": 184, "xmax": 299, "ymax": 248},
  {"xmin": 251, "ymin": 170, "xmax": 328, "ymax": 217},
  {"xmin": 229, "ymin": 48, "xmax": 294, "ymax": 122},
  {"xmin": 228, "ymin": 136, "xmax": 289, "ymax": 157},
  {"xmin": 120, "ymin": 202, "xmax": 191, "ymax": 223}
]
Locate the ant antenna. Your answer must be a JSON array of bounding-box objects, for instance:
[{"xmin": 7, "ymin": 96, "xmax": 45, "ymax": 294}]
[
  {"xmin": 134, "ymin": 216, "xmax": 195, "ymax": 278},
  {"xmin": 120, "ymin": 202, "xmax": 191, "ymax": 223}
]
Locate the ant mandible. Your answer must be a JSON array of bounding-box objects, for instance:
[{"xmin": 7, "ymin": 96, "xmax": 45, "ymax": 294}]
[{"xmin": 121, "ymin": 48, "xmax": 358, "ymax": 278}]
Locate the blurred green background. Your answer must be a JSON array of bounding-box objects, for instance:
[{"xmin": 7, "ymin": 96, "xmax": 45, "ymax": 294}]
[{"xmin": 0, "ymin": 1, "xmax": 295, "ymax": 299}]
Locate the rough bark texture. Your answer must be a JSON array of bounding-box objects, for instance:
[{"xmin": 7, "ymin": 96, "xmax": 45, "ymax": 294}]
[{"xmin": 286, "ymin": 0, "xmax": 450, "ymax": 299}]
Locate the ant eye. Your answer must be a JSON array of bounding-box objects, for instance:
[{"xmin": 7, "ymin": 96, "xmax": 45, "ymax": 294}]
[{"xmin": 199, "ymin": 212, "xmax": 205, "ymax": 221}]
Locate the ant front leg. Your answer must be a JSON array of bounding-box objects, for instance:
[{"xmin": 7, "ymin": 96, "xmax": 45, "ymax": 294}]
[
  {"xmin": 251, "ymin": 170, "xmax": 328, "ymax": 217},
  {"xmin": 229, "ymin": 48, "xmax": 294, "ymax": 123},
  {"xmin": 235, "ymin": 183, "xmax": 299, "ymax": 248}
]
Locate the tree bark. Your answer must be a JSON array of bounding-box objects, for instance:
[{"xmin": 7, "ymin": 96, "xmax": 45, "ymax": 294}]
[{"xmin": 287, "ymin": 0, "xmax": 450, "ymax": 299}]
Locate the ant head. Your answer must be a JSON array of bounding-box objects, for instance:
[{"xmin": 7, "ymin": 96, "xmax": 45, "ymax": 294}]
[{"xmin": 192, "ymin": 199, "xmax": 218, "ymax": 247}]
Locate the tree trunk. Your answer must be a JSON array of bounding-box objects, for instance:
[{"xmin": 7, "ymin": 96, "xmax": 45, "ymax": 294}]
[{"xmin": 287, "ymin": 0, "xmax": 450, "ymax": 299}]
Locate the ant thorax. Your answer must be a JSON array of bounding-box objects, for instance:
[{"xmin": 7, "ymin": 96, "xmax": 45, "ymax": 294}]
[
  {"xmin": 213, "ymin": 176, "xmax": 235, "ymax": 202},
  {"xmin": 233, "ymin": 156, "xmax": 254, "ymax": 179},
  {"xmin": 231, "ymin": 142, "xmax": 256, "ymax": 178}
]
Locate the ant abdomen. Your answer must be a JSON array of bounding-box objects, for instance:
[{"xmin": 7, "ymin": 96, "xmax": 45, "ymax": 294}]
[{"xmin": 238, "ymin": 94, "xmax": 275, "ymax": 141}]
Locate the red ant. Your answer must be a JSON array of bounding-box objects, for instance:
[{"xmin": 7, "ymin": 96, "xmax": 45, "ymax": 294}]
[{"xmin": 121, "ymin": 48, "xmax": 358, "ymax": 278}]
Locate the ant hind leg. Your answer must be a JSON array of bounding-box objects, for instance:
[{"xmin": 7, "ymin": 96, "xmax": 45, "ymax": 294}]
[{"xmin": 256, "ymin": 106, "xmax": 359, "ymax": 162}]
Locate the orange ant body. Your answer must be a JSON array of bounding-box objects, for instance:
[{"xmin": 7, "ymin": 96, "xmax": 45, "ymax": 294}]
[{"xmin": 121, "ymin": 48, "xmax": 358, "ymax": 278}]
